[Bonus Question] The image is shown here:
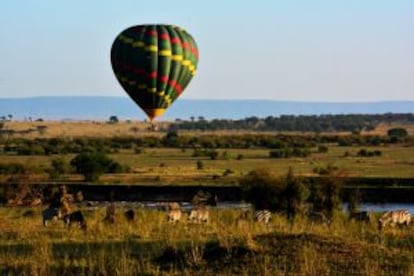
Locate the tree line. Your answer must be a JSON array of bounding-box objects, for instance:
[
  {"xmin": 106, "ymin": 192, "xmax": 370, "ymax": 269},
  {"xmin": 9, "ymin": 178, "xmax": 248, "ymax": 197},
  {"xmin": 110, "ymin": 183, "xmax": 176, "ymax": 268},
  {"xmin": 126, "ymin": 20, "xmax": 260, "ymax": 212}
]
[
  {"xmin": 0, "ymin": 129, "xmax": 411, "ymax": 156},
  {"xmin": 173, "ymin": 113, "xmax": 414, "ymax": 132}
]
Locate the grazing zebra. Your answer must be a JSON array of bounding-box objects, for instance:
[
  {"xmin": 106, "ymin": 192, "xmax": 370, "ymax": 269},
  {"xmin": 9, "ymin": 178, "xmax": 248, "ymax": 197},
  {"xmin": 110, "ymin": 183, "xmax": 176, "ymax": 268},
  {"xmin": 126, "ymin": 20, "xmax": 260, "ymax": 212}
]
[
  {"xmin": 103, "ymin": 203, "xmax": 116, "ymax": 224},
  {"xmin": 308, "ymin": 211, "xmax": 330, "ymax": 225},
  {"xmin": 42, "ymin": 208, "xmax": 62, "ymax": 227},
  {"xmin": 63, "ymin": 210, "xmax": 87, "ymax": 230},
  {"xmin": 124, "ymin": 209, "xmax": 135, "ymax": 222},
  {"xmin": 349, "ymin": 211, "xmax": 371, "ymax": 222},
  {"xmin": 188, "ymin": 208, "xmax": 209, "ymax": 223},
  {"xmin": 378, "ymin": 209, "xmax": 411, "ymax": 230},
  {"xmin": 254, "ymin": 210, "xmax": 272, "ymax": 225}
]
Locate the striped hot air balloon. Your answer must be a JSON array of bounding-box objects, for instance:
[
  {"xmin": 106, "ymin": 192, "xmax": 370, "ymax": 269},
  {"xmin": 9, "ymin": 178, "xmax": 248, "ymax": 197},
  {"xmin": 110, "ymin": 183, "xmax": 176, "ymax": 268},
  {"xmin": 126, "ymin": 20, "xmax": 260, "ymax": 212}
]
[{"xmin": 111, "ymin": 24, "xmax": 199, "ymax": 122}]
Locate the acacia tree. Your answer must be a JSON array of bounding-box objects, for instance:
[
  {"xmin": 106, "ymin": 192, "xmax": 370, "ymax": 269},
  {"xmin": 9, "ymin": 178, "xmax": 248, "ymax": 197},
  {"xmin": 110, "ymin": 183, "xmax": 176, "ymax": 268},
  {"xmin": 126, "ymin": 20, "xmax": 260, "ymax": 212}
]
[{"xmin": 70, "ymin": 152, "xmax": 123, "ymax": 181}]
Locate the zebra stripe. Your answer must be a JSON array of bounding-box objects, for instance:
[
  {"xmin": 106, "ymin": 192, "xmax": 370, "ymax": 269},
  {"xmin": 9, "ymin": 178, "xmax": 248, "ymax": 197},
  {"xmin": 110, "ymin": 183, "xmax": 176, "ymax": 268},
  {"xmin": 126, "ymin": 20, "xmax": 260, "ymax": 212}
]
[
  {"xmin": 188, "ymin": 208, "xmax": 209, "ymax": 223},
  {"xmin": 254, "ymin": 210, "xmax": 272, "ymax": 224},
  {"xmin": 42, "ymin": 208, "xmax": 62, "ymax": 227},
  {"xmin": 378, "ymin": 209, "xmax": 411, "ymax": 230}
]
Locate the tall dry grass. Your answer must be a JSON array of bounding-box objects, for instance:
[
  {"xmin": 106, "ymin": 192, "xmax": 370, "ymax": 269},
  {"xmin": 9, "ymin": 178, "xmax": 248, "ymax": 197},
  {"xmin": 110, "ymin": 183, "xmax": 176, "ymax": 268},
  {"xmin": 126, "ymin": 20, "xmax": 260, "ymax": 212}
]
[{"xmin": 0, "ymin": 205, "xmax": 413, "ymax": 274}]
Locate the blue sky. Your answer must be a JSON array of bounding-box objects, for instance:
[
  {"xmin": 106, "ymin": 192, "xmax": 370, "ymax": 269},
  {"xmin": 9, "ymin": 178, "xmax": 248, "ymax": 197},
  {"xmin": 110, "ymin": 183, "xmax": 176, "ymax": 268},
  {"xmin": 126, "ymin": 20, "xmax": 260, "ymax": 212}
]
[{"xmin": 0, "ymin": 0, "xmax": 413, "ymax": 101}]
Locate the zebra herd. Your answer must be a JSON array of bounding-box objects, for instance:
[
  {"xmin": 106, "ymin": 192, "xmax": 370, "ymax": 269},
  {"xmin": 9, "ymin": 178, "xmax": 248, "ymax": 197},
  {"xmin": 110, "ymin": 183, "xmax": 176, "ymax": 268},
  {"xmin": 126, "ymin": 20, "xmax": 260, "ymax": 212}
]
[{"xmin": 41, "ymin": 203, "xmax": 412, "ymax": 232}]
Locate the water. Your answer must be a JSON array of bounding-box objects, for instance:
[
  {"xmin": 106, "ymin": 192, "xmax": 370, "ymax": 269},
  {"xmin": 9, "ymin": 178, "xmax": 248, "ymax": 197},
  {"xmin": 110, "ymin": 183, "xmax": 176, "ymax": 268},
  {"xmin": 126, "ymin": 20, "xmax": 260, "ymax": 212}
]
[
  {"xmin": 358, "ymin": 203, "xmax": 414, "ymax": 214},
  {"xmin": 83, "ymin": 201, "xmax": 252, "ymax": 212}
]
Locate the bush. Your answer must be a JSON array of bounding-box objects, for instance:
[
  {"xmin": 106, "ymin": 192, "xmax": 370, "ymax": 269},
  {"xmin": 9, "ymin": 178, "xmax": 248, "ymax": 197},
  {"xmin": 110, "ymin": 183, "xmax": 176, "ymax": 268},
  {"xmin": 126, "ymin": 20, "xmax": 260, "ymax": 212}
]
[
  {"xmin": 0, "ymin": 163, "xmax": 26, "ymax": 174},
  {"xmin": 70, "ymin": 152, "xmax": 124, "ymax": 181},
  {"xmin": 387, "ymin": 128, "xmax": 408, "ymax": 138},
  {"xmin": 47, "ymin": 158, "xmax": 67, "ymax": 179},
  {"xmin": 283, "ymin": 168, "xmax": 310, "ymax": 219},
  {"xmin": 196, "ymin": 160, "xmax": 204, "ymax": 170},
  {"xmin": 317, "ymin": 145, "xmax": 328, "ymax": 153},
  {"xmin": 357, "ymin": 148, "xmax": 382, "ymax": 157},
  {"xmin": 240, "ymin": 169, "xmax": 285, "ymax": 211}
]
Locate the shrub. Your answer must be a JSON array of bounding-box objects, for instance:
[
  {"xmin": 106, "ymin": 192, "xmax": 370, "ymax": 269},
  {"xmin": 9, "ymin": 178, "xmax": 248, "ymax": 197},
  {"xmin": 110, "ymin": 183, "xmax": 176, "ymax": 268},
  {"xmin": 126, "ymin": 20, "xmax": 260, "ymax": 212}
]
[
  {"xmin": 70, "ymin": 152, "xmax": 124, "ymax": 181},
  {"xmin": 240, "ymin": 169, "xmax": 285, "ymax": 210},
  {"xmin": 283, "ymin": 168, "xmax": 310, "ymax": 219},
  {"xmin": 47, "ymin": 158, "xmax": 67, "ymax": 180},
  {"xmin": 387, "ymin": 127, "xmax": 408, "ymax": 138},
  {"xmin": 0, "ymin": 163, "xmax": 26, "ymax": 174},
  {"xmin": 317, "ymin": 145, "xmax": 329, "ymax": 153}
]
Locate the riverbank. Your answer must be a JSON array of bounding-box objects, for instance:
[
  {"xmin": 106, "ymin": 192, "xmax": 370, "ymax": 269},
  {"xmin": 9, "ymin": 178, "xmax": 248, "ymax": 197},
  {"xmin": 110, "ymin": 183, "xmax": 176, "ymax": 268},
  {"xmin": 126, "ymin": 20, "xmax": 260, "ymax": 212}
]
[{"xmin": 1, "ymin": 176, "xmax": 414, "ymax": 204}]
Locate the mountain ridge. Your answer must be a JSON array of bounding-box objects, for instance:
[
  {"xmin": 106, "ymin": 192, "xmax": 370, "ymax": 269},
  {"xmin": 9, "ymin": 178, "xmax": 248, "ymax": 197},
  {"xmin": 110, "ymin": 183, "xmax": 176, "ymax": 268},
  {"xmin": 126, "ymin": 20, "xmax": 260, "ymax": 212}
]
[{"xmin": 0, "ymin": 96, "xmax": 413, "ymax": 120}]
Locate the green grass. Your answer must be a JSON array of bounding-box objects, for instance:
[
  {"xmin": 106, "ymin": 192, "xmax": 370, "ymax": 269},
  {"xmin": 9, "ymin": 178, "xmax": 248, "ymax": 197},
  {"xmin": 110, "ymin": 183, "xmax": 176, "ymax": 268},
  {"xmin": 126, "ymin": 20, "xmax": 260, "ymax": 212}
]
[{"xmin": 1, "ymin": 145, "xmax": 414, "ymax": 185}]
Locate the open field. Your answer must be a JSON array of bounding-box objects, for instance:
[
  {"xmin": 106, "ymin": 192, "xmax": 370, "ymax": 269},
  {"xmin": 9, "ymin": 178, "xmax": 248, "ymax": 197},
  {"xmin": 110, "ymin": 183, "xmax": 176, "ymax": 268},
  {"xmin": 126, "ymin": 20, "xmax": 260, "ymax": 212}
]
[
  {"xmin": 3, "ymin": 120, "xmax": 414, "ymax": 138},
  {"xmin": 0, "ymin": 145, "xmax": 413, "ymax": 186},
  {"xmin": 0, "ymin": 205, "xmax": 413, "ymax": 274}
]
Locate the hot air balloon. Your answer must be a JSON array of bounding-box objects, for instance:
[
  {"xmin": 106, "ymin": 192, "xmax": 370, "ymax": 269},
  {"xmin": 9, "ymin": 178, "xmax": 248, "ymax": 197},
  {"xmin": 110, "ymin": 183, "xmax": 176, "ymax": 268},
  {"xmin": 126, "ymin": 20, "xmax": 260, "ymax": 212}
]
[{"xmin": 111, "ymin": 24, "xmax": 199, "ymax": 122}]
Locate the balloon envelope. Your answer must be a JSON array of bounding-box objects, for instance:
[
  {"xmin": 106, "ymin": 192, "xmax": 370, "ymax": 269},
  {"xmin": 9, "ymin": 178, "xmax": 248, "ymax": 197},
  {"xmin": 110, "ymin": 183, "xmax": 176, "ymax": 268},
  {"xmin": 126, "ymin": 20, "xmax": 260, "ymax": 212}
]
[{"xmin": 111, "ymin": 24, "xmax": 199, "ymax": 121}]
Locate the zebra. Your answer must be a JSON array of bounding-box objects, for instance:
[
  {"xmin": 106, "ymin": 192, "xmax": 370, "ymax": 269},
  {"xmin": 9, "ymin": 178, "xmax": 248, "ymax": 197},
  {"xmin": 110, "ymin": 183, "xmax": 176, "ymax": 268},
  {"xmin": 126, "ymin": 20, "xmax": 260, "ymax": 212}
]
[
  {"xmin": 254, "ymin": 210, "xmax": 272, "ymax": 225},
  {"xmin": 42, "ymin": 208, "xmax": 63, "ymax": 227},
  {"xmin": 103, "ymin": 203, "xmax": 116, "ymax": 224},
  {"xmin": 188, "ymin": 207, "xmax": 209, "ymax": 223},
  {"xmin": 124, "ymin": 209, "xmax": 135, "ymax": 222},
  {"xmin": 378, "ymin": 209, "xmax": 411, "ymax": 230},
  {"xmin": 63, "ymin": 210, "xmax": 87, "ymax": 230},
  {"xmin": 349, "ymin": 211, "xmax": 371, "ymax": 222},
  {"xmin": 307, "ymin": 211, "xmax": 330, "ymax": 225}
]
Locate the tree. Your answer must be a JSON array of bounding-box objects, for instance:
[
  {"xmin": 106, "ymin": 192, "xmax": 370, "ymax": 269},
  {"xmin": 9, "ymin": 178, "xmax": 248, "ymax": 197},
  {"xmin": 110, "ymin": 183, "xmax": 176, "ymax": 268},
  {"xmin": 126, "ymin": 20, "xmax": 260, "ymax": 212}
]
[
  {"xmin": 240, "ymin": 168, "xmax": 285, "ymax": 210},
  {"xmin": 163, "ymin": 130, "xmax": 179, "ymax": 147},
  {"xmin": 70, "ymin": 152, "xmax": 122, "ymax": 181},
  {"xmin": 283, "ymin": 168, "xmax": 310, "ymax": 220},
  {"xmin": 387, "ymin": 128, "xmax": 408, "ymax": 138},
  {"xmin": 108, "ymin": 115, "xmax": 119, "ymax": 124},
  {"xmin": 47, "ymin": 158, "xmax": 67, "ymax": 180}
]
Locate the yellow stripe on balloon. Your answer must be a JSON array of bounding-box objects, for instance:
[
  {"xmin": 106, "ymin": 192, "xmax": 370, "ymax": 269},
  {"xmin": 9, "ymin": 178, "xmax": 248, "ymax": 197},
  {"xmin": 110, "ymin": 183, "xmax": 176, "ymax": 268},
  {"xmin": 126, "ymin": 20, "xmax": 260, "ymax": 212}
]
[
  {"xmin": 158, "ymin": 91, "xmax": 165, "ymax": 96},
  {"xmin": 119, "ymin": 35, "xmax": 133, "ymax": 44},
  {"xmin": 132, "ymin": 41, "xmax": 145, "ymax": 48},
  {"xmin": 171, "ymin": 55, "xmax": 183, "ymax": 61},
  {"xmin": 159, "ymin": 50, "xmax": 172, "ymax": 56},
  {"xmin": 182, "ymin": 60, "xmax": 191, "ymax": 66},
  {"xmin": 145, "ymin": 45, "xmax": 158, "ymax": 52},
  {"xmin": 147, "ymin": 87, "xmax": 157, "ymax": 93},
  {"xmin": 138, "ymin": 84, "xmax": 146, "ymax": 89}
]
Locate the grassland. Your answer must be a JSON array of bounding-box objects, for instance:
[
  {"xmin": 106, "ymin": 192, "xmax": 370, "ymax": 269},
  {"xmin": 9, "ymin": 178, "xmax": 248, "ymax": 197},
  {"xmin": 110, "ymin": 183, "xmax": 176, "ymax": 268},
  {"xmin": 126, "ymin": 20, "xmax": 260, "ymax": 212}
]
[
  {"xmin": 1, "ymin": 121, "xmax": 414, "ymax": 274},
  {"xmin": 0, "ymin": 205, "xmax": 413, "ymax": 275},
  {"xmin": 4, "ymin": 120, "xmax": 414, "ymax": 138},
  {"xmin": 0, "ymin": 144, "xmax": 413, "ymax": 186}
]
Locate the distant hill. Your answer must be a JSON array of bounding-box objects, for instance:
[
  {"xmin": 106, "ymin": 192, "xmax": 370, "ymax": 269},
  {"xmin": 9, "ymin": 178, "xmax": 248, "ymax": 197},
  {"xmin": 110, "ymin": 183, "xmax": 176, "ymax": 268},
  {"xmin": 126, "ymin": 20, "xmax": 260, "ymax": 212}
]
[{"xmin": 0, "ymin": 96, "xmax": 413, "ymax": 120}]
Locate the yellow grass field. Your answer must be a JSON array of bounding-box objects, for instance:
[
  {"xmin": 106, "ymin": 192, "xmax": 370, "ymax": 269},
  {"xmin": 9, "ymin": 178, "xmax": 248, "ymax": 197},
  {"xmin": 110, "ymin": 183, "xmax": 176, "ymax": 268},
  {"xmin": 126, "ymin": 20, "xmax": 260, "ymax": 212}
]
[{"xmin": 3, "ymin": 120, "xmax": 414, "ymax": 138}]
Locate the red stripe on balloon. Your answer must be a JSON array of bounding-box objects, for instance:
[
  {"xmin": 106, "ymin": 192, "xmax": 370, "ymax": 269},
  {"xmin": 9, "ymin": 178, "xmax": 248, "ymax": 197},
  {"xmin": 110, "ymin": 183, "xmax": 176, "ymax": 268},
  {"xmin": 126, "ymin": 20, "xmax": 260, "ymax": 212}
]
[
  {"xmin": 159, "ymin": 75, "xmax": 168, "ymax": 82},
  {"xmin": 170, "ymin": 37, "xmax": 181, "ymax": 44},
  {"xmin": 145, "ymin": 30, "xmax": 158, "ymax": 36},
  {"xmin": 148, "ymin": 71, "xmax": 157, "ymax": 79},
  {"xmin": 175, "ymin": 83, "xmax": 183, "ymax": 94},
  {"xmin": 159, "ymin": 33, "xmax": 169, "ymax": 40},
  {"xmin": 134, "ymin": 68, "xmax": 145, "ymax": 75}
]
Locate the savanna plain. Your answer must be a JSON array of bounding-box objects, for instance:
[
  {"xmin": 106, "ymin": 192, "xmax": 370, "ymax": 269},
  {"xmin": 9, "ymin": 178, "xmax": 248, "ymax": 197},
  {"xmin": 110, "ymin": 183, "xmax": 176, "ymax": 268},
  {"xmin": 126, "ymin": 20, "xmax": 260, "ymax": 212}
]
[{"xmin": 0, "ymin": 120, "xmax": 413, "ymax": 275}]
